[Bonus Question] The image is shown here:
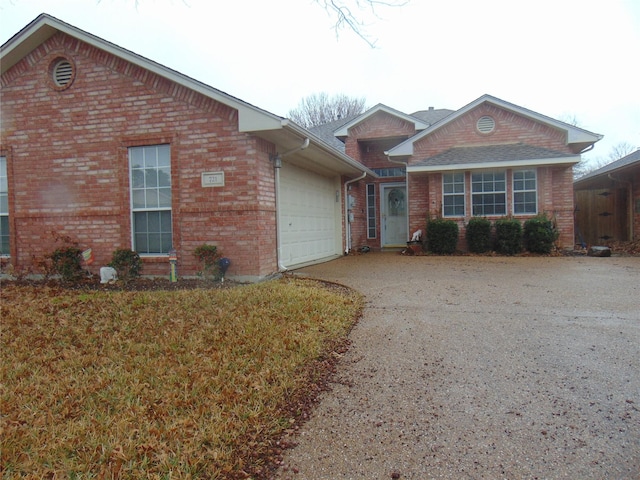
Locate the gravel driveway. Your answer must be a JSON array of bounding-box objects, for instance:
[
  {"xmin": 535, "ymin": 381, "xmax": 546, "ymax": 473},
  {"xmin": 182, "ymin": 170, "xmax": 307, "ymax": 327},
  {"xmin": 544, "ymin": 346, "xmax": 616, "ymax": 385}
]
[{"xmin": 275, "ymin": 254, "xmax": 640, "ymax": 480}]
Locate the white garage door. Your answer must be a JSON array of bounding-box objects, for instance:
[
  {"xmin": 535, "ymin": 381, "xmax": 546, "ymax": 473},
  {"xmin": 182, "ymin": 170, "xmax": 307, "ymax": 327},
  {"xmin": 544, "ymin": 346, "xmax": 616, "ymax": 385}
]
[{"xmin": 279, "ymin": 162, "xmax": 342, "ymax": 268}]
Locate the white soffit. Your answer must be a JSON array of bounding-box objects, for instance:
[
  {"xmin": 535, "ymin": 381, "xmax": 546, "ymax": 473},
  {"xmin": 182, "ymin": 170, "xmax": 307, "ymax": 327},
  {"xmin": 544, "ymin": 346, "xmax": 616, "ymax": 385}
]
[{"xmin": 407, "ymin": 156, "xmax": 582, "ymax": 173}]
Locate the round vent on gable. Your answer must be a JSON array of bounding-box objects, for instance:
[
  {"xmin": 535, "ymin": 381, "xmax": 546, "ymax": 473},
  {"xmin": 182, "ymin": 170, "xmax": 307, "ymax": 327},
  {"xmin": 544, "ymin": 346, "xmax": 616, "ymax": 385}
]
[
  {"xmin": 476, "ymin": 115, "xmax": 496, "ymax": 134},
  {"xmin": 50, "ymin": 57, "xmax": 75, "ymax": 90}
]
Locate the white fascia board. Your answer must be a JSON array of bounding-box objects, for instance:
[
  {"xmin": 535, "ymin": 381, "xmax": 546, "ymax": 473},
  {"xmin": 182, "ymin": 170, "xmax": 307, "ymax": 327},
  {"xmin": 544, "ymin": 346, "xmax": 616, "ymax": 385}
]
[
  {"xmin": 407, "ymin": 156, "xmax": 581, "ymax": 173},
  {"xmin": 237, "ymin": 106, "xmax": 285, "ymax": 132},
  {"xmin": 282, "ymin": 120, "xmax": 378, "ymax": 177}
]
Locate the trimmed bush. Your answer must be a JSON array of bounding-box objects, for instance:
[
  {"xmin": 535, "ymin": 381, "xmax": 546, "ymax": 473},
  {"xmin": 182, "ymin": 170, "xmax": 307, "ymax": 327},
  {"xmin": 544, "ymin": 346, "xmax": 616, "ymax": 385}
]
[
  {"xmin": 49, "ymin": 246, "xmax": 84, "ymax": 283},
  {"xmin": 194, "ymin": 244, "xmax": 222, "ymax": 281},
  {"xmin": 494, "ymin": 218, "xmax": 522, "ymax": 255},
  {"xmin": 466, "ymin": 217, "xmax": 492, "ymax": 253},
  {"xmin": 109, "ymin": 248, "xmax": 142, "ymax": 283},
  {"xmin": 523, "ymin": 214, "xmax": 559, "ymax": 254},
  {"xmin": 426, "ymin": 218, "xmax": 459, "ymax": 254}
]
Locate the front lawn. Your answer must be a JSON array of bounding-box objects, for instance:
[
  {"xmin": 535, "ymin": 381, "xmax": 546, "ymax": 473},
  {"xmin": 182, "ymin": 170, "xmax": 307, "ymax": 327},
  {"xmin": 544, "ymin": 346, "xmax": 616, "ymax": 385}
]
[{"xmin": 1, "ymin": 278, "xmax": 362, "ymax": 478}]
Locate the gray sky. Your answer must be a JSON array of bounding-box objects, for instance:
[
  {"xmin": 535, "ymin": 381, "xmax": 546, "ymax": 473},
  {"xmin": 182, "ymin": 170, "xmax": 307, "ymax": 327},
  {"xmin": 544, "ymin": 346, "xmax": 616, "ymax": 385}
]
[{"xmin": 2, "ymin": 0, "xmax": 639, "ymax": 165}]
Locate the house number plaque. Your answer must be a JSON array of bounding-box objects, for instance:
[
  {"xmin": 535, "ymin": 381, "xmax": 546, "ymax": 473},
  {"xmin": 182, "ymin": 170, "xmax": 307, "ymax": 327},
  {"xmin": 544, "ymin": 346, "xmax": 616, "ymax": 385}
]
[{"xmin": 201, "ymin": 171, "xmax": 224, "ymax": 187}]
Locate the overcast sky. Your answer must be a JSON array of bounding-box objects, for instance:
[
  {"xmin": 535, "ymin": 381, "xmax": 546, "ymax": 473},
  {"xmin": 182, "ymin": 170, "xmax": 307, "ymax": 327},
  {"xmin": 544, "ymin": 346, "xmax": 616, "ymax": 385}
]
[{"xmin": 2, "ymin": 0, "xmax": 639, "ymax": 165}]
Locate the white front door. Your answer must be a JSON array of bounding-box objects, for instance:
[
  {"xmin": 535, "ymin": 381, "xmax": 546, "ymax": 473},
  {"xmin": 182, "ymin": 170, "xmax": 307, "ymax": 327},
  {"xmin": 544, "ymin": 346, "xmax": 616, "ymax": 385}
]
[{"xmin": 381, "ymin": 184, "xmax": 407, "ymax": 247}]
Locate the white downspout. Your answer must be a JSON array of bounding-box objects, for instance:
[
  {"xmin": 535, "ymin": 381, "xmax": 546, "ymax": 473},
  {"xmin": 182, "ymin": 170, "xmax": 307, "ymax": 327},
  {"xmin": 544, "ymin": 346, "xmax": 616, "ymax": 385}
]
[
  {"xmin": 344, "ymin": 172, "xmax": 367, "ymax": 254},
  {"xmin": 273, "ymin": 138, "xmax": 310, "ymax": 272}
]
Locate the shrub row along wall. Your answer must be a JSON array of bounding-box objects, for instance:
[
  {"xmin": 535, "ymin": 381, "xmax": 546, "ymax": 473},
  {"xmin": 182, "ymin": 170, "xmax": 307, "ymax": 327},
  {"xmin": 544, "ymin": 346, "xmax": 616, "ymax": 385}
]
[{"xmin": 425, "ymin": 215, "xmax": 558, "ymax": 255}]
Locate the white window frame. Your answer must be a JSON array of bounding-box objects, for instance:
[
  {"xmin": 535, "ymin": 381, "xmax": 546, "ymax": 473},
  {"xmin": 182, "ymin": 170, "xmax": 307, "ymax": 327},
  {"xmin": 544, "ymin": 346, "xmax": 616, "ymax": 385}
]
[
  {"xmin": 442, "ymin": 172, "xmax": 465, "ymax": 217},
  {"xmin": 471, "ymin": 170, "xmax": 506, "ymax": 216},
  {"xmin": 129, "ymin": 145, "xmax": 173, "ymax": 255},
  {"xmin": 366, "ymin": 183, "xmax": 377, "ymax": 239},
  {"xmin": 513, "ymin": 169, "xmax": 538, "ymax": 215},
  {"xmin": 0, "ymin": 156, "xmax": 8, "ymax": 256}
]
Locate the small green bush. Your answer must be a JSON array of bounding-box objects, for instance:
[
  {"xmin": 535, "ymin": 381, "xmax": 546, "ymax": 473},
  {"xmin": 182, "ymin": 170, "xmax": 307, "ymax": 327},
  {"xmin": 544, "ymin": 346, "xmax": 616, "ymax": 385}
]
[
  {"xmin": 427, "ymin": 218, "xmax": 459, "ymax": 254},
  {"xmin": 109, "ymin": 248, "xmax": 142, "ymax": 283},
  {"xmin": 523, "ymin": 214, "xmax": 559, "ymax": 254},
  {"xmin": 194, "ymin": 244, "xmax": 221, "ymax": 280},
  {"xmin": 466, "ymin": 217, "xmax": 492, "ymax": 253},
  {"xmin": 49, "ymin": 246, "xmax": 84, "ymax": 283},
  {"xmin": 494, "ymin": 218, "xmax": 522, "ymax": 255}
]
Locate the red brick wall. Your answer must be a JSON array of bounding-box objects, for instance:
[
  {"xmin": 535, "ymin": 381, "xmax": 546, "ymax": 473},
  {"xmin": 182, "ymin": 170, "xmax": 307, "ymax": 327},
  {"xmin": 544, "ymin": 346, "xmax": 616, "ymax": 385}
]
[
  {"xmin": 345, "ymin": 111, "xmax": 416, "ymax": 162},
  {"xmin": 341, "ymin": 112, "xmax": 415, "ymax": 249},
  {"xmin": 411, "ymin": 103, "xmax": 573, "ymax": 161},
  {"xmin": 410, "ymin": 166, "xmax": 576, "ymax": 251},
  {"xmin": 1, "ymin": 32, "xmax": 277, "ymax": 278}
]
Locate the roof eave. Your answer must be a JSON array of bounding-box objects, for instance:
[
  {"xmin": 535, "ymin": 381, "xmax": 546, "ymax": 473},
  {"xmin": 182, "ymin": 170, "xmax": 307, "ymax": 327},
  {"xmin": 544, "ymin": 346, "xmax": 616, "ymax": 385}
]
[
  {"xmin": 407, "ymin": 156, "xmax": 581, "ymax": 173},
  {"xmin": 387, "ymin": 94, "xmax": 603, "ymax": 156}
]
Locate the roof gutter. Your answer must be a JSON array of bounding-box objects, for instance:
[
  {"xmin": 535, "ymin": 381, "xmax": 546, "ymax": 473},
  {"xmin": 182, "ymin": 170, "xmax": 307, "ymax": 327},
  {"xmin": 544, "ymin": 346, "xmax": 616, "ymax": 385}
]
[{"xmin": 272, "ymin": 138, "xmax": 310, "ymax": 272}]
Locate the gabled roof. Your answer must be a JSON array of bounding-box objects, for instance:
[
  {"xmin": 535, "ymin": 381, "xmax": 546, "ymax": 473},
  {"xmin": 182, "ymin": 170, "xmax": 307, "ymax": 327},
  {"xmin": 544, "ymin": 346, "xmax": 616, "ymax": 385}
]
[
  {"xmin": 333, "ymin": 104, "xmax": 432, "ymax": 137},
  {"xmin": 407, "ymin": 143, "xmax": 580, "ymax": 173},
  {"xmin": 388, "ymin": 94, "xmax": 603, "ymax": 157},
  {"xmin": 574, "ymin": 149, "xmax": 640, "ymax": 186},
  {"xmin": 1, "ymin": 13, "xmax": 375, "ymax": 178}
]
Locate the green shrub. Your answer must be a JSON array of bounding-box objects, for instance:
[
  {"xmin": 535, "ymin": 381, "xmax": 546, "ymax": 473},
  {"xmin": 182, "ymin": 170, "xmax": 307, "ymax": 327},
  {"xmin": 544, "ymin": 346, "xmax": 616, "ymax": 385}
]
[
  {"xmin": 523, "ymin": 214, "xmax": 559, "ymax": 254},
  {"xmin": 49, "ymin": 246, "xmax": 84, "ymax": 283},
  {"xmin": 426, "ymin": 218, "xmax": 459, "ymax": 254},
  {"xmin": 466, "ymin": 217, "xmax": 492, "ymax": 253},
  {"xmin": 109, "ymin": 249, "xmax": 142, "ymax": 283},
  {"xmin": 194, "ymin": 244, "xmax": 221, "ymax": 280},
  {"xmin": 494, "ymin": 218, "xmax": 522, "ymax": 255}
]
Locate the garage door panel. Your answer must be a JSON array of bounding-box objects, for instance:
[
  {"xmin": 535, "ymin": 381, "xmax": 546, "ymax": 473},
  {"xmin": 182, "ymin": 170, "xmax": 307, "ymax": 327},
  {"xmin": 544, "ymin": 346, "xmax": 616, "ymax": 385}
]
[{"xmin": 280, "ymin": 163, "xmax": 340, "ymax": 267}]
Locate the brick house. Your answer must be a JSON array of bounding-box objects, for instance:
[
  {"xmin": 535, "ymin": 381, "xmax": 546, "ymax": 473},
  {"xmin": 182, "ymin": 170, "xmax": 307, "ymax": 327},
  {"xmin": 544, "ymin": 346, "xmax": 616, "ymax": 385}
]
[
  {"xmin": 1, "ymin": 15, "xmax": 604, "ymax": 282},
  {"xmin": 0, "ymin": 14, "xmax": 374, "ymax": 281},
  {"xmin": 314, "ymin": 97, "xmax": 603, "ymax": 251},
  {"xmin": 574, "ymin": 149, "xmax": 640, "ymax": 245}
]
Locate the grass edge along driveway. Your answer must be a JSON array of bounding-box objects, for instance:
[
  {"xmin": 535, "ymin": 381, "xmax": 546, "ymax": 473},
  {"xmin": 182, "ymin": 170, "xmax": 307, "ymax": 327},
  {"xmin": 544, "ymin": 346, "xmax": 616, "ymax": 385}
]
[{"xmin": 1, "ymin": 277, "xmax": 363, "ymax": 479}]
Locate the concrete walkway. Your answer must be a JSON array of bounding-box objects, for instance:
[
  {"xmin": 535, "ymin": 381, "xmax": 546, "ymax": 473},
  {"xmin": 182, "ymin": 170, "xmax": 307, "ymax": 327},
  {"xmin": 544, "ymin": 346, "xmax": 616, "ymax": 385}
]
[{"xmin": 276, "ymin": 253, "xmax": 640, "ymax": 479}]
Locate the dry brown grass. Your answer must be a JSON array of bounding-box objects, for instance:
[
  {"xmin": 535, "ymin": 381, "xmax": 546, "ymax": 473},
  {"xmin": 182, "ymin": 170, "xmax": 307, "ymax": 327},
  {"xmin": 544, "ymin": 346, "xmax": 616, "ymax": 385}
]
[{"xmin": 1, "ymin": 278, "xmax": 362, "ymax": 478}]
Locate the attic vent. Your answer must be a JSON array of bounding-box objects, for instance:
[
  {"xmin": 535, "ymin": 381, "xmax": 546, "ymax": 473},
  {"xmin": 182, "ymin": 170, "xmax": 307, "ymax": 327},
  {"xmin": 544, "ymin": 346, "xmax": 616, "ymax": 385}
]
[
  {"xmin": 50, "ymin": 57, "xmax": 75, "ymax": 89},
  {"xmin": 476, "ymin": 116, "xmax": 495, "ymax": 134}
]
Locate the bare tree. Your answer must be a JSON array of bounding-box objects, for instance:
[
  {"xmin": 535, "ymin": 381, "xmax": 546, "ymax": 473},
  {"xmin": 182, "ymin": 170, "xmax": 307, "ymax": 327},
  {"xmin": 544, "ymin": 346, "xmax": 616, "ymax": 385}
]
[
  {"xmin": 607, "ymin": 141, "xmax": 635, "ymax": 162},
  {"xmin": 574, "ymin": 141, "xmax": 637, "ymax": 179},
  {"xmin": 288, "ymin": 92, "xmax": 367, "ymax": 128},
  {"xmin": 315, "ymin": 0, "xmax": 409, "ymax": 48}
]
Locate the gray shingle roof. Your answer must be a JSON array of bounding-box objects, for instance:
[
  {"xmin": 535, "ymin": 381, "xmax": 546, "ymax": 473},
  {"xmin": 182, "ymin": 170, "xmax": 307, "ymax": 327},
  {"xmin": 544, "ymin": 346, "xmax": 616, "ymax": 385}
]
[
  {"xmin": 309, "ymin": 108, "xmax": 455, "ymax": 155},
  {"xmin": 410, "ymin": 109, "xmax": 454, "ymax": 125},
  {"xmin": 574, "ymin": 149, "xmax": 640, "ymax": 183},
  {"xmin": 309, "ymin": 115, "xmax": 360, "ymax": 153},
  {"xmin": 413, "ymin": 143, "xmax": 571, "ymax": 167}
]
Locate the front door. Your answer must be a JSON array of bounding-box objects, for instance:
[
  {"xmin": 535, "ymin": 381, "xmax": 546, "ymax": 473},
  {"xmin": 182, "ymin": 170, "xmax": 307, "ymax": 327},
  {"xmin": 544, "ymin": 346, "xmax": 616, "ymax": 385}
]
[{"xmin": 381, "ymin": 184, "xmax": 408, "ymax": 247}]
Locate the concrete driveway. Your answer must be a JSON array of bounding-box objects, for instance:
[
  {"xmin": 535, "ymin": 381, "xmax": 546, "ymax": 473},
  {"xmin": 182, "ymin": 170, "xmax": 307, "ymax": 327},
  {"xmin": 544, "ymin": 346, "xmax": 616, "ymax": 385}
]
[{"xmin": 276, "ymin": 253, "xmax": 640, "ymax": 479}]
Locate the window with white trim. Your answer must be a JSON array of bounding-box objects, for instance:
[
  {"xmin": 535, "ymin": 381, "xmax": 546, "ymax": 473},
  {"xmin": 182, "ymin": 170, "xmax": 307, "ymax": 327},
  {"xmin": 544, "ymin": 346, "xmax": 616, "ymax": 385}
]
[
  {"xmin": 472, "ymin": 171, "xmax": 506, "ymax": 215},
  {"xmin": 443, "ymin": 172, "xmax": 465, "ymax": 217},
  {"xmin": 366, "ymin": 184, "xmax": 377, "ymax": 238},
  {"xmin": 129, "ymin": 145, "xmax": 172, "ymax": 254},
  {"xmin": 0, "ymin": 156, "xmax": 8, "ymax": 255},
  {"xmin": 513, "ymin": 169, "xmax": 537, "ymax": 214}
]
